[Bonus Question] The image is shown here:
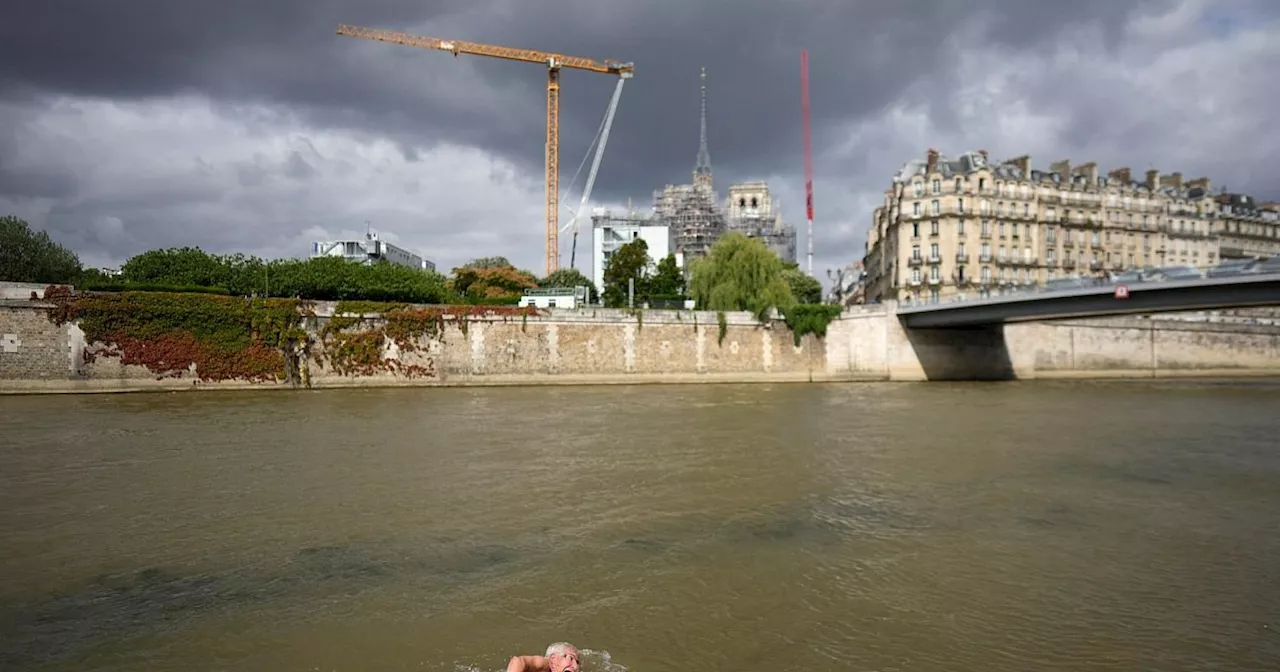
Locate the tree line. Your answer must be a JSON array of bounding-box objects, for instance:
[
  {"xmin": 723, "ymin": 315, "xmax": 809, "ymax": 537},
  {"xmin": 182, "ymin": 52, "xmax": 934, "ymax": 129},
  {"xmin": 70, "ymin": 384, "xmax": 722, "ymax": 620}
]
[{"xmin": 2, "ymin": 214, "xmax": 828, "ymax": 318}]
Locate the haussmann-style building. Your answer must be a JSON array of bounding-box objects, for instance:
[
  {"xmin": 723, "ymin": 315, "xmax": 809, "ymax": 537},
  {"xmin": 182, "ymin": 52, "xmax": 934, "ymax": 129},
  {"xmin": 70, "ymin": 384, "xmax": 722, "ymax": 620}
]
[{"xmin": 861, "ymin": 149, "xmax": 1280, "ymax": 304}]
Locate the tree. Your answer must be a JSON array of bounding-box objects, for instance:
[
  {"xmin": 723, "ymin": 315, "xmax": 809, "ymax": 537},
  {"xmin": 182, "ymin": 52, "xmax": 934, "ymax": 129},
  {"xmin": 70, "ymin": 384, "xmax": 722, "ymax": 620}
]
[
  {"xmin": 602, "ymin": 238, "xmax": 651, "ymax": 308},
  {"xmin": 121, "ymin": 247, "xmax": 233, "ymax": 289},
  {"xmin": 688, "ymin": 232, "xmax": 795, "ymax": 319},
  {"xmin": 648, "ymin": 253, "xmax": 685, "ymax": 298},
  {"xmin": 449, "ymin": 258, "xmax": 538, "ymax": 300},
  {"xmin": 0, "ymin": 215, "xmax": 82, "ymax": 284},
  {"xmin": 781, "ymin": 265, "xmax": 823, "ymax": 304},
  {"xmin": 459, "ymin": 256, "xmax": 512, "ymax": 269},
  {"xmin": 540, "ymin": 267, "xmax": 598, "ymax": 302}
]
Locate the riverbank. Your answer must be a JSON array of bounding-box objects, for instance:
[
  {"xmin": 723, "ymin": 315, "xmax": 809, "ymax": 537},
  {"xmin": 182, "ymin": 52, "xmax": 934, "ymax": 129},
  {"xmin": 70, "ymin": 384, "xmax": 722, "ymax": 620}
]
[{"xmin": 2, "ymin": 284, "xmax": 1279, "ymax": 393}]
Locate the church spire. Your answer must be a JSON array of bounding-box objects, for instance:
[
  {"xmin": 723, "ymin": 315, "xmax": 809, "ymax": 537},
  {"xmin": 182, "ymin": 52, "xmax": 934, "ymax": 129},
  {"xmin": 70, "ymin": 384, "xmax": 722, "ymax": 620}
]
[{"xmin": 693, "ymin": 66, "xmax": 713, "ymax": 191}]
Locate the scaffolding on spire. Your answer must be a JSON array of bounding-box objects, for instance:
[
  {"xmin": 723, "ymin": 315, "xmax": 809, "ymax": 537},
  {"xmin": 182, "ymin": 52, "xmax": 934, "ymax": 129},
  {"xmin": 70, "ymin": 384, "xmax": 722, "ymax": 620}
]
[{"xmin": 693, "ymin": 66, "xmax": 713, "ymax": 192}]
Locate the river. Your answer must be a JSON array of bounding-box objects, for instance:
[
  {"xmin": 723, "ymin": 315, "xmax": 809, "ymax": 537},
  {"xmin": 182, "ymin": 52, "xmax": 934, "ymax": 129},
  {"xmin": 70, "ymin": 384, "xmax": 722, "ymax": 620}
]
[{"xmin": 2, "ymin": 380, "xmax": 1279, "ymax": 671}]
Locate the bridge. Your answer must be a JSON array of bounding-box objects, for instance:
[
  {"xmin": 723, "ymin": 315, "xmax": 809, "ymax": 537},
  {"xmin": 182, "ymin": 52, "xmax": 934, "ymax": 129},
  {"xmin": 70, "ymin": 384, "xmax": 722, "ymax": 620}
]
[{"xmin": 896, "ymin": 272, "xmax": 1280, "ymax": 328}]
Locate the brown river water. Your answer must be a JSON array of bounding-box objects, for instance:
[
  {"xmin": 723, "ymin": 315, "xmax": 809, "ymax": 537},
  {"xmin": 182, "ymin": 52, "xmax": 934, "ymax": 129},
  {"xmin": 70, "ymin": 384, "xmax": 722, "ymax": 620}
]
[{"xmin": 2, "ymin": 380, "xmax": 1279, "ymax": 671}]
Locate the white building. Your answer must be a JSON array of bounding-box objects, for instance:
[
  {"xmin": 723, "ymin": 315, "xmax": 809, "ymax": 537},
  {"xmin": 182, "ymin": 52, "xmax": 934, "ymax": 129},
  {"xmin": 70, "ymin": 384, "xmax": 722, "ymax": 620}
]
[
  {"xmin": 518, "ymin": 286, "xmax": 590, "ymax": 309},
  {"xmin": 590, "ymin": 207, "xmax": 681, "ymax": 297},
  {"xmin": 312, "ymin": 231, "xmax": 436, "ymax": 272}
]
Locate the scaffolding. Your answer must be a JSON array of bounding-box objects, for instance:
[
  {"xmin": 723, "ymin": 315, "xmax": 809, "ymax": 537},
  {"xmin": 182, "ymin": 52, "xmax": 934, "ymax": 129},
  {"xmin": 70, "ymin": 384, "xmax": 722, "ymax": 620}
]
[{"xmin": 654, "ymin": 183, "xmax": 726, "ymax": 261}]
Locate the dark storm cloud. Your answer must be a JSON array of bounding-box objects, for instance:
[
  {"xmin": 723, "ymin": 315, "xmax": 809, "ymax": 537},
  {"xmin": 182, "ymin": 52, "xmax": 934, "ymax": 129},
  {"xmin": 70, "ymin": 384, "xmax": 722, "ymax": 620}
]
[
  {"xmin": 3, "ymin": 0, "xmax": 1277, "ymax": 278},
  {"xmin": 0, "ymin": 0, "xmax": 1174, "ymax": 203}
]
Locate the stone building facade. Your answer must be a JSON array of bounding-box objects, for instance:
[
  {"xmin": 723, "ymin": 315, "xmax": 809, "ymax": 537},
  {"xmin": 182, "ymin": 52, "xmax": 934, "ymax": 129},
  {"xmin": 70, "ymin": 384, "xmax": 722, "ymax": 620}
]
[{"xmin": 862, "ymin": 149, "xmax": 1280, "ymax": 304}]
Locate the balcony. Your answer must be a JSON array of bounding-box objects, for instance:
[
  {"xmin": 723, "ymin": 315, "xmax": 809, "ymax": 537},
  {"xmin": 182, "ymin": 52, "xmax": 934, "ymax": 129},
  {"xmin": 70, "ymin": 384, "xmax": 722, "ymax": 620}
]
[
  {"xmin": 955, "ymin": 253, "xmax": 969, "ymax": 264},
  {"xmin": 928, "ymin": 276, "xmax": 942, "ymax": 286},
  {"xmin": 928, "ymin": 255, "xmax": 942, "ymax": 264},
  {"xmin": 979, "ymin": 254, "xmax": 993, "ymax": 263},
  {"xmin": 908, "ymin": 256, "xmax": 923, "ymax": 267},
  {"xmin": 1062, "ymin": 258, "xmax": 1078, "ymax": 268}
]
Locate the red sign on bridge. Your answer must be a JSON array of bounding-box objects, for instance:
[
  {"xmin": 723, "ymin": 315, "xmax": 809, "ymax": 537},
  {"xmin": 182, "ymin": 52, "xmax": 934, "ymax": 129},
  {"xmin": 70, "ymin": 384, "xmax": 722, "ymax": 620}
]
[{"xmin": 1114, "ymin": 285, "xmax": 1130, "ymax": 299}]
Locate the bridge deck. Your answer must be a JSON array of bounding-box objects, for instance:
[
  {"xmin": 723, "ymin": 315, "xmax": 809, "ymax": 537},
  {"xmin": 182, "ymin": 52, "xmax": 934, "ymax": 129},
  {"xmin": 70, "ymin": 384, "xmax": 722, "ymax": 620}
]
[{"xmin": 896, "ymin": 273, "xmax": 1280, "ymax": 328}]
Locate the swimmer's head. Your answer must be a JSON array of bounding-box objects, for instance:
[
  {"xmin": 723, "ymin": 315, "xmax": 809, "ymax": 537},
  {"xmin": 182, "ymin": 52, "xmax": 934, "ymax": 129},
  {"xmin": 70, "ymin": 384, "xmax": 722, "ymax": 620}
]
[{"xmin": 545, "ymin": 642, "xmax": 580, "ymax": 672}]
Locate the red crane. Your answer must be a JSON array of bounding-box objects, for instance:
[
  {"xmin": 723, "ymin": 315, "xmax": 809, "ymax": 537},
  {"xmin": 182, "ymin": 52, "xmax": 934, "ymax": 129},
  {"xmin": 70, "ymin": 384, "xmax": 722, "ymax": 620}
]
[{"xmin": 801, "ymin": 50, "xmax": 815, "ymax": 277}]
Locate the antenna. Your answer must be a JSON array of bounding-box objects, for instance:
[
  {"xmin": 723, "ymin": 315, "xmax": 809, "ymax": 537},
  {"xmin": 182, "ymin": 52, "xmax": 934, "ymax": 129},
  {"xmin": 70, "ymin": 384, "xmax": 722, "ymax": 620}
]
[{"xmin": 801, "ymin": 50, "xmax": 815, "ymax": 277}]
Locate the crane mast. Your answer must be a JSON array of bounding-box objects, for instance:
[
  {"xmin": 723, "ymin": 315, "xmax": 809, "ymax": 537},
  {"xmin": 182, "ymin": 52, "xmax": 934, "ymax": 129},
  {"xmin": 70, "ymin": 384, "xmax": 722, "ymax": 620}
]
[
  {"xmin": 335, "ymin": 24, "xmax": 634, "ymax": 275},
  {"xmin": 801, "ymin": 50, "xmax": 815, "ymax": 277}
]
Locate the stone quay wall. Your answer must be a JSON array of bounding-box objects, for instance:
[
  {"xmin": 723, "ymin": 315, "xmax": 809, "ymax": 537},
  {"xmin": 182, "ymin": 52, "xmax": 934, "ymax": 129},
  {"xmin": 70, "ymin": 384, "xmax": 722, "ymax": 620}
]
[{"xmin": 1, "ymin": 283, "xmax": 1278, "ymax": 393}]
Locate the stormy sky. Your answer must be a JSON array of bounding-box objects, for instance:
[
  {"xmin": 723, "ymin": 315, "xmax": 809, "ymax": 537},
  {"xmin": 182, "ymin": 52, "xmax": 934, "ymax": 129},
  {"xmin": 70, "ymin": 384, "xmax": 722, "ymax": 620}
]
[{"xmin": 2, "ymin": 0, "xmax": 1277, "ymax": 282}]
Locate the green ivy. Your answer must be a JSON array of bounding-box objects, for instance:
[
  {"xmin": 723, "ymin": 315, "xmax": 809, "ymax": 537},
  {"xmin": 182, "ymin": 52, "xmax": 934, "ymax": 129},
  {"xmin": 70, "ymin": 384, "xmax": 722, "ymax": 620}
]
[
  {"xmin": 45, "ymin": 289, "xmax": 307, "ymax": 382},
  {"xmin": 782, "ymin": 304, "xmax": 844, "ymax": 346}
]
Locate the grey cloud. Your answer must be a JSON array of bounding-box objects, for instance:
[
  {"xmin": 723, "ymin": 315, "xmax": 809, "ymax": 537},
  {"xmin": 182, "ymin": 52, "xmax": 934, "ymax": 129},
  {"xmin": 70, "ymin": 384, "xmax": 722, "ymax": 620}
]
[{"xmin": 2, "ymin": 0, "xmax": 1277, "ymax": 280}]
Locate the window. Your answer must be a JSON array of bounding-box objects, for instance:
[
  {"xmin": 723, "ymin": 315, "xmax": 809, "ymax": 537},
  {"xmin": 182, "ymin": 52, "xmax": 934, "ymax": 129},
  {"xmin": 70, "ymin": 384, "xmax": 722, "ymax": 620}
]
[
  {"xmin": 958, "ymin": 198, "xmax": 965, "ymax": 214},
  {"xmin": 981, "ymin": 200, "xmax": 990, "ymax": 214},
  {"xmin": 1047, "ymin": 208, "xmax": 1056, "ymax": 220},
  {"xmin": 979, "ymin": 178, "xmax": 987, "ymax": 191},
  {"xmin": 912, "ymin": 245, "xmax": 921, "ymax": 259},
  {"xmin": 911, "ymin": 268, "xmax": 921, "ymax": 283},
  {"xmin": 1024, "ymin": 248, "xmax": 1032, "ymax": 262},
  {"xmin": 913, "ymin": 181, "xmax": 924, "ymax": 197},
  {"xmin": 932, "ymin": 179, "xmax": 941, "ymax": 194},
  {"xmin": 954, "ymin": 178, "xmax": 963, "ymax": 192},
  {"xmin": 981, "ymin": 266, "xmax": 991, "ymax": 281},
  {"xmin": 913, "ymin": 202, "xmax": 921, "ymax": 217},
  {"xmin": 930, "ymin": 243, "xmax": 940, "ymax": 259},
  {"xmin": 931, "ymin": 220, "xmax": 939, "ymax": 235},
  {"xmin": 997, "ymin": 202, "xmax": 1005, "ymax": 216},
  {"xmin": 981, "ymin": 220, "xmax": 991, "ymax": 236},
  {"xmin": 930, "ymin": 266, "xmax": 940, "ymax": 281},
  {"xmin": 931, "ymin": 199, "xmax": 940, "ymax": 216},
  {"xmin": 997, "ymin": 182, "xmax": 1004, "ymax": 196},
  {"xmin": 1023, "ymin": 203, "xmax": 1030, "ymax": 217},
  {"xmin": 999, "ymin": 222, "xmax": 1006, "ymax": 237},
  {"xmin": 998, "ymin": 246, "xmax": 1006, "ymax": 260},
  {"xmin": 958, "ymin": 242, "xmax": 967, "ymax": 256},
  {"xmin": 930, "ymin": 288, "xmax": 940, "ymax": 303},
  {"xmin": 957, "ymin": 265, "xmax": 967, "ymax": 281},
  {"xmin": 912, "ymin": 222, "xmax": 920, "ymax": 237},
  {"xmin": 981, "ymin": 242, "xmax": 991, "ymax": 258},
  {"xmin": 957, "ymin": 219, "xmax": 965, "ymax": 235}
]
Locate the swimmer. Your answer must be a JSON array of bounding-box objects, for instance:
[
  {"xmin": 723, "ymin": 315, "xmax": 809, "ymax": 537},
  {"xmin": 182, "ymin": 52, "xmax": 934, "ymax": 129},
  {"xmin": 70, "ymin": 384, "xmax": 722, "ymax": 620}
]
[{"xmin": 505, "ymin": 642, "xmax": 581, "ymax": 672}]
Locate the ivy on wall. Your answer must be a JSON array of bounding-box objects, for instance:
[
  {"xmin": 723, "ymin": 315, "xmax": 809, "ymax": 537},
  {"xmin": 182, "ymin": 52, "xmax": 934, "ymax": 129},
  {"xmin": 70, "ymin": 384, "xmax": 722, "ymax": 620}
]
[
  {"xmin": 42, "ymin": 289, "xmax": 542, "ymax": 383},
  {"xmin": 44, "ymin": 286, "xmax": 309, "ymax": 382}
]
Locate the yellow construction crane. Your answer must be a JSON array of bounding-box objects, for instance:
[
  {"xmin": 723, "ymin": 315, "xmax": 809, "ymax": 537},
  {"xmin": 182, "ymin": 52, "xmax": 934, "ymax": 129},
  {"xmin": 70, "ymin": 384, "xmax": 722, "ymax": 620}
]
[{"xmin": 335, "ymin": 24, "xmax": 635, "ymax": 275}]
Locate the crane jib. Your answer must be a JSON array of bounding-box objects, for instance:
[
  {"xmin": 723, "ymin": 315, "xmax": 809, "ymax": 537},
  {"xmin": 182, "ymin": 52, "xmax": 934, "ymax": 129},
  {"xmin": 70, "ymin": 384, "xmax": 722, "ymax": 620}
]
[{"xmin": 335, "ymin": 23, "xmax": 633, "ymax": 275}]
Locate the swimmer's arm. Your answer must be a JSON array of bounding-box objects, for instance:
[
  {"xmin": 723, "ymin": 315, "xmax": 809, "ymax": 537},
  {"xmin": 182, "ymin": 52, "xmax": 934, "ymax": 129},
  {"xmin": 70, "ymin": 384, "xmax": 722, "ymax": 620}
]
[{"xmin": 505, "ymin": 655, "xmax": 550, "ymax": 672}]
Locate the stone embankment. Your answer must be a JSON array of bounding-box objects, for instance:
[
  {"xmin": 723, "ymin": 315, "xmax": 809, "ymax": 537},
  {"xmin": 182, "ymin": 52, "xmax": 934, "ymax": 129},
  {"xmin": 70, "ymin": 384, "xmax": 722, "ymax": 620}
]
[{"xmin": 1, "ymin": 282, "xmax": 1277, "ymax": 393}]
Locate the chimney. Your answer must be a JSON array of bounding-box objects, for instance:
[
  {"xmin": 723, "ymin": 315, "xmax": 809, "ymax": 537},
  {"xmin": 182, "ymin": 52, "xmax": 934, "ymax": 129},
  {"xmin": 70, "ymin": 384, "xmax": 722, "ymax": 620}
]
[
  {"xmin": 1076, "ymin": 161, "xmax": 1099, "ymax": 185},
  {"xmin": 926, "ymin": 148, "xmax": 939, "ymax": 174},
  {"xmin": 1186, "ymin": 177, "xmax": 1210, "ymax": 191},
  {"xmin": 978, "ymin": 149, "xmax": 989, "ymax": 162},
  {"xmin": 1145, "ymin": 169, "xmax": 1160, "ymax": 190},
  {"xmin": 1160, "ymin": 172, "xmax": 1183, "ymax": 191},
  {"xmin": 1108, "ymin": 167, "xmax": 1131, "ymax": 185},
  {"xmin": 1049, "ymin": 159, "xmax": 1071, "ymax": 177},
  {"xmin": 1002, "ymin": 155, "xmax": 1032, "ymax": 177}
]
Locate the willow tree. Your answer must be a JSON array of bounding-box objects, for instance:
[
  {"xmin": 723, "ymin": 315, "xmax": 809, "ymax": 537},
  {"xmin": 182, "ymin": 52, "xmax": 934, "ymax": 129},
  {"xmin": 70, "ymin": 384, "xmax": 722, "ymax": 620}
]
[{"xmin": 688, "ymin": 232, "xmax": 795, "ymax": 319}]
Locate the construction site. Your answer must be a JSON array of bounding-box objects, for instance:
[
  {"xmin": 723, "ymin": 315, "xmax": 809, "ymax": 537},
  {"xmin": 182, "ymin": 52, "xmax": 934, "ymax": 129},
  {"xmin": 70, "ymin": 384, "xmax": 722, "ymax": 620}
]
[
  {"xmin": 589, "ymin": 67, "xmax": 799, "ymax": 290},
  {"xmin": 335, "ymin": 24, "xmax": 808, "ymax": 284}
]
